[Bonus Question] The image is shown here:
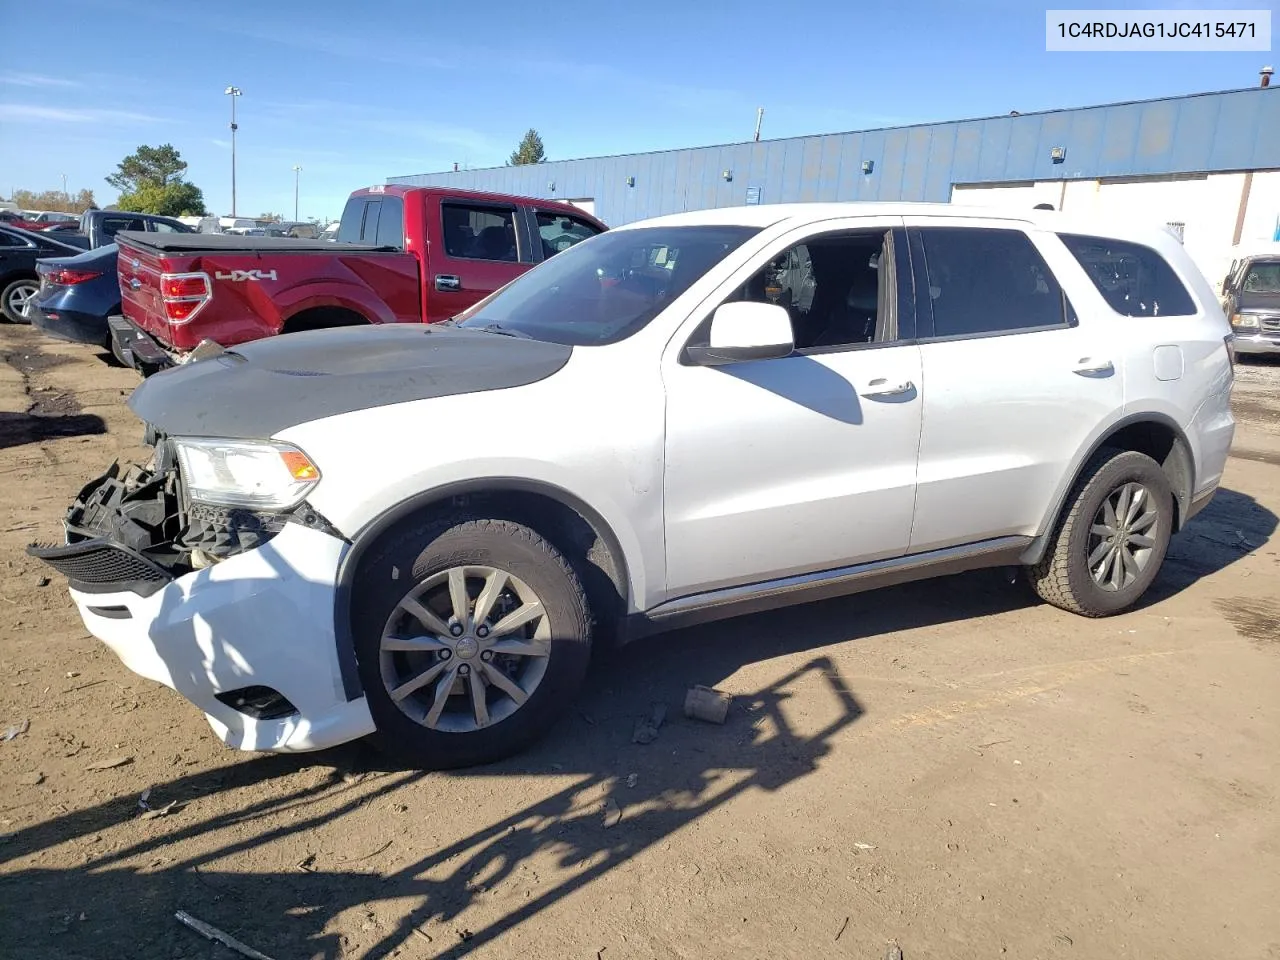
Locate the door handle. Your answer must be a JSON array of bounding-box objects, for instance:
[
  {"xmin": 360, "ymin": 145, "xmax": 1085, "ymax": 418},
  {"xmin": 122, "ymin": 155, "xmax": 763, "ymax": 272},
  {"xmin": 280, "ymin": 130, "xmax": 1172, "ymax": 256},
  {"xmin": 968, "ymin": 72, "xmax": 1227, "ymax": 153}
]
[
  {"xmin": 1072, "ymin": 357, "xmax": 1114, "ymax": 375},
  {"xmin": 435, "ymin": 274, "xmax": 461, "ymax": 292},
  {"xmin": 860, "ymin": 378, "xmax": 915, "ymax": 398}
]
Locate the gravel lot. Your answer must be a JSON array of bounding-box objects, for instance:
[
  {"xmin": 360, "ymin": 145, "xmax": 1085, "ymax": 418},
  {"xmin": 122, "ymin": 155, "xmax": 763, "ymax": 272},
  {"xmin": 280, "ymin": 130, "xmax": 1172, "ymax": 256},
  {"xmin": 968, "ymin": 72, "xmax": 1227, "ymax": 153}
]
[{"xmin": 2, "ymin": 326, "xmax": 1279, "ymax": 960}]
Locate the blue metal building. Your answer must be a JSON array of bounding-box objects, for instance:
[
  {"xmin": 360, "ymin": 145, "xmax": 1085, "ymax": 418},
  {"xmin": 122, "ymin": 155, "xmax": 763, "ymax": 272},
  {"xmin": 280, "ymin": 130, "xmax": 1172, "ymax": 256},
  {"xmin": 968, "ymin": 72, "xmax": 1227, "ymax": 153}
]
[{"xmin": 388, "ymin": 85, "xmax": 1280, "ymax": 231}]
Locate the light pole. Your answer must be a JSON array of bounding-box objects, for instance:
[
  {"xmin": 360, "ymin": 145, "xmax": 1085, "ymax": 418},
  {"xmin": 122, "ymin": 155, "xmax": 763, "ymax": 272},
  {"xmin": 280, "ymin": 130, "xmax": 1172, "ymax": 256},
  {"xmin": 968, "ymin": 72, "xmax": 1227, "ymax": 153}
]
[
  {"xmin": 224, "ymin": 86, "xmax": 242, "ymax": 216},
  {"xmin": 292, "ymin": 165, "xmax": 302, "ymax": 221},
  {"xmin": 60, "ymin": 173, "xmax": 68, "ymax": 200}
]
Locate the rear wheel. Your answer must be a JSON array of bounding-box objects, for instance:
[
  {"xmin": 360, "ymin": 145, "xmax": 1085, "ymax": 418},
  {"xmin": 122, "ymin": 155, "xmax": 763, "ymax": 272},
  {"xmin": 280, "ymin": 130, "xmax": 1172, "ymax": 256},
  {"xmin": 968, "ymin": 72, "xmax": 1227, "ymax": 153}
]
[
  {"xmin": 1028, "ymin": 448, "xmax": 1173, "ymax": 617},
  {"xmin": 1, "ymin": 278, "xmax": 39, "ymax": 324},
  {"xmin": 353, "ymin": 517, "xmax": 592, "ymax": 768}
]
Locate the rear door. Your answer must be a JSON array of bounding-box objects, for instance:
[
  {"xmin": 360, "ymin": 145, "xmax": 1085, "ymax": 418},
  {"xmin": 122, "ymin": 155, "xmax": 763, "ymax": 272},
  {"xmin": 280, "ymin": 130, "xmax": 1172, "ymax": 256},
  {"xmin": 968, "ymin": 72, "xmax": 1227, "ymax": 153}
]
[
  {"xmin": 427, "ymin": 197, "xmax": 529, "ymax": 321},
  {"xmin": 531, "ymin": 208, "xmax": 604, "ymax": 261}
]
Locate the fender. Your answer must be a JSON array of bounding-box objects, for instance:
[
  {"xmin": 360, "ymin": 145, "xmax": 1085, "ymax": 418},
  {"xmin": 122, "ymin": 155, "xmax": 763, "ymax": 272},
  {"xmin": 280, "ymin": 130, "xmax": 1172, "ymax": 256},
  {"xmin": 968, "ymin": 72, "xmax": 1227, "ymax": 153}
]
[
  {"xmin": 1019, "ymin": 410, "xmax": 1197, "ymax": 567},
  {"xmin": 272, "ymin": 282, "xmax": 404, "ymax": 328},
  {"xmin": 330, "ymin": 476, "xmax": 634, "ymax": 701}
]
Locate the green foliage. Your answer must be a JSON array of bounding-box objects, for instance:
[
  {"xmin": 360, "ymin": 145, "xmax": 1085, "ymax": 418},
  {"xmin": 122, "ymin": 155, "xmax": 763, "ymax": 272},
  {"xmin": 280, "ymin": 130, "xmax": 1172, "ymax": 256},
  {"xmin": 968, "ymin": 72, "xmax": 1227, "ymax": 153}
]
[
  {"xmin": 106, "ymin": 144, "xmax": 189, "ymax": 194},
  {"xmin": 116, "ymin": 181, "xmax": 208, "ymax": 217},
  {"xmin": 10, "ymin": 187, "xmax": 97, "ymax": 212},
  {"xmin": 508, "ymin": 128, "xmax": 546, "ymax": 166}
]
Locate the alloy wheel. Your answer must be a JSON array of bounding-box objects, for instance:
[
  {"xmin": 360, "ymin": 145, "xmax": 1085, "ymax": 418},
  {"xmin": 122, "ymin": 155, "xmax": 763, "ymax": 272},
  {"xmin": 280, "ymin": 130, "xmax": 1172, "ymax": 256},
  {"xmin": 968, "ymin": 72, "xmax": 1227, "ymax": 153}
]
[
  {"xmin": 7, "ymin": 281, "xmax": 38, "ymax": 320},
  {"xmin": 1086, "ymin": 481, "xmax": 1160, "ymax": 592},
  {"xmin": 379, "ymin": 565, "xmax": 551, "ymax": 733}
]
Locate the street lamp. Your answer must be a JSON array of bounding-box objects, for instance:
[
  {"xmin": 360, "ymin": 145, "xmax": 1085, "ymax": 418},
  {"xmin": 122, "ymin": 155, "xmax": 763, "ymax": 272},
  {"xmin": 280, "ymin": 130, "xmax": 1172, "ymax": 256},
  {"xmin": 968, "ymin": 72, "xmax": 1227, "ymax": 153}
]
[
  {"xmin": 292, "ymin": 165, "xmax": 302, "ymax": 221},
  {"xmin": 224, "ymin": 85, "xmax": 242, "ymax": 217},
  {"xmin": 60, "ymin": 173, "xmax": 68, "ymax": 199}
]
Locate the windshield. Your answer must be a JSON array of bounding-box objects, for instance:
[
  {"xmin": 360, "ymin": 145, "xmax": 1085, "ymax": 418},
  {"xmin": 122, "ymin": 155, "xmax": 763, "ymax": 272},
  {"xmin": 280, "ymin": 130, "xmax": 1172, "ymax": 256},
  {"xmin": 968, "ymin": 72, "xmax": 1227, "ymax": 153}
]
[
  {"xmin": 1242, "ymin": 260, "xmax": 1280, "ymax": 294},
  {"xmin": 455, "ymin": 225, "xmax": 760, "ymax": 344}
]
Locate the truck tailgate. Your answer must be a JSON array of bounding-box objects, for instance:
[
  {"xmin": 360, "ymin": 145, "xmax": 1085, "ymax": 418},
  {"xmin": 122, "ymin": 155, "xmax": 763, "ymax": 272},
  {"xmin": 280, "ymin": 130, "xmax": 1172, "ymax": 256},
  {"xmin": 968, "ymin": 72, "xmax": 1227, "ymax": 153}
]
[{"xmin": 117, "ymin": 235, "xmax": 175, "ymax": 343}]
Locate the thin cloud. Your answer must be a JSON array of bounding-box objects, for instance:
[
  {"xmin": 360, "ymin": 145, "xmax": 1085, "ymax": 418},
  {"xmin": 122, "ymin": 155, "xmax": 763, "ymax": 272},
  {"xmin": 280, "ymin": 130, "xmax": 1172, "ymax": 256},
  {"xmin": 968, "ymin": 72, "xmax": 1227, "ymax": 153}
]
[
  {"xmin": 210, "ymin": 138, "xmax": 232, "ymax": 149},
  {"xmin": 0, "ymin": 72, "xmax": 81, "ymax": 88},
  {"xmin": 0, "ymin": 103, "xmax": 164, "ymax": 124}
]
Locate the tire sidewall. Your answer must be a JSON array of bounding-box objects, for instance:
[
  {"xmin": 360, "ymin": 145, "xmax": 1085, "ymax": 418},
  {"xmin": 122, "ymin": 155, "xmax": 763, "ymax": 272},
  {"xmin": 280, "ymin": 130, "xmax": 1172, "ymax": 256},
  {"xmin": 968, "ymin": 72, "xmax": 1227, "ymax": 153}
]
[
  {"xmin": 352, "ymin": 518, "xmax": 591, "ymax": 769},
  {"xmin": 1063, "ymin": 452, "xmax": 1173, "ymax": 615}
]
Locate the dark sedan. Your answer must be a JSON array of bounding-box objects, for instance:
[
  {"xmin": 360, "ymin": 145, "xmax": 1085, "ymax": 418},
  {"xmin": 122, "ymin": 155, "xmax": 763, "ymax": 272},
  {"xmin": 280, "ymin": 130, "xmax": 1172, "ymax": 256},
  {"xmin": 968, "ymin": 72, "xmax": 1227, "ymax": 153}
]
[
  {"xmin": 0, "ymin": 225, "xmax": 86, "ymax": 323},
  {"xmin": 29, "ymin": 243, "xmax": 121, "ymax": 349}
]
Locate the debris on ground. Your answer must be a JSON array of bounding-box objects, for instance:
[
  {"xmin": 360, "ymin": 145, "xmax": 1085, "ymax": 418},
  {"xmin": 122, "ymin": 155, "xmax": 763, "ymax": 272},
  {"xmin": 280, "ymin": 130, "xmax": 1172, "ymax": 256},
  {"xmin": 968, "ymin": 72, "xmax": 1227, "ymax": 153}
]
[
  {"xmin": 602, "ymin": 797, "xmax": 622, "ymax": 828},
  {"xmin": 2, "ymin": 719, "xmax": 29, "ymax": 741},
  {"xmin": 140, "ymin": 800, "xmax": 181, "ymax": 820},
  {"xmin": 16, "ymin": 771, "xmax": 44, "ymax": 786},
  {"xmin": 626, "ymin": 773, "xmax": 638, "ymax": 788},
  {"xmin": 834, "ymin": 916, "xmax": 849, "ymax": 941},
  {"xmin": 85, "ymin": 755, "xmax": 132, "ymax": 771},
  {"xmin": 885, "ymin": 942, "xmax": 904, "ymax": 960},
  {"xmin": 1055, "ymin": 934, "xmax": 1074, "ymax": 946},
  {"xmin": 854, "ymin": 842, "xmax": 876, "ymax": 850},
  {"xmin": 174, "ymin": 910, "xmax": 277, "ymax": 960},
  {"xmin": 631, "ymin": 702, "xmax": 667, "ymax": 744},
  {"xmin": 296, "ymin": 853, "xmax": 317, "ymax": 872},
  {"xmin": 684, "ymin": 685, "xmax": 732, "ymax": 724}
]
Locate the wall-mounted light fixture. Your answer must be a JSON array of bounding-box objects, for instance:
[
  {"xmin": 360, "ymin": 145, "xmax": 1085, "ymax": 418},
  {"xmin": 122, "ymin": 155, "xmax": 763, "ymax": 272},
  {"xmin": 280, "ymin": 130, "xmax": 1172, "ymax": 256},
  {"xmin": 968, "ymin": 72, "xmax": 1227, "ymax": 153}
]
[
  {"xmin": 861, "ymin": 160, "xmax": 874, "ymax": 174},
  {"xmin": 1050, "ymin": 146, "xmax": 1066, "ymax": 163},
  {"xmin": 548, "ymin": 181, "xmax": 556, "ymax": 192},
  {"xmin": 625, "ymin": 176, "xmax": 635, "ymax": 187},
  {"xmin": 722, "ymin": 169, "xmax": 733, "ymax": 182}
]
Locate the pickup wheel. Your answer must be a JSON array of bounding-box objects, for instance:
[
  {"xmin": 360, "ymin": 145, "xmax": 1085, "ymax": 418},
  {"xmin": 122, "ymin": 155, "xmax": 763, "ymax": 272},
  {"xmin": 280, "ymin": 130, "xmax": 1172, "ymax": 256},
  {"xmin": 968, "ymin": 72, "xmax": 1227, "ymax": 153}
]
[
  {"xmin": 1, "ymin": 277, "xmax": 39, "ymax": 324},
  {"xmin": 1028, "ymin": 448, "xmax": 1173, "ymax": 617},
  {"xmin": 352, "ymin": 516, "xmax": 593, "ymax": 769}
]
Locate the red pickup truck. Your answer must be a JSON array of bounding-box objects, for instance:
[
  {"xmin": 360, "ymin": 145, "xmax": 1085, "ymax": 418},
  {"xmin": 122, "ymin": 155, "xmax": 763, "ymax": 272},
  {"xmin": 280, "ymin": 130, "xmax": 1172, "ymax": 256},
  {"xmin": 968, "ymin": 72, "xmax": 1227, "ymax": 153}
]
[{"xmin": 109, "ymin": 185, "xmax": 606, "ymax": 370}]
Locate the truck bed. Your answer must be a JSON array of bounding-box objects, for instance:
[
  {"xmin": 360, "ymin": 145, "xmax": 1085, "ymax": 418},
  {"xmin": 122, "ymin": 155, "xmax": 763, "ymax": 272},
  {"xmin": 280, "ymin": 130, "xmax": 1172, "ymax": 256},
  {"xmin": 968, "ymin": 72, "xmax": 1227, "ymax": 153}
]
[{"xmin": 114, "ymin": 231, "xmax": 393, "ymax": 254}]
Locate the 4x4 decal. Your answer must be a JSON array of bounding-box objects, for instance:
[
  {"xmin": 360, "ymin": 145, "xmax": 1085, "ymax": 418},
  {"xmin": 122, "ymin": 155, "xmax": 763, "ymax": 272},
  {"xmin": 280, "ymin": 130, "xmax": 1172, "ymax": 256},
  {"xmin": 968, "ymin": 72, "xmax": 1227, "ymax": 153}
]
[{"xmin": 215, "ymin": 269, "xmax": 278, "ymax": 282}]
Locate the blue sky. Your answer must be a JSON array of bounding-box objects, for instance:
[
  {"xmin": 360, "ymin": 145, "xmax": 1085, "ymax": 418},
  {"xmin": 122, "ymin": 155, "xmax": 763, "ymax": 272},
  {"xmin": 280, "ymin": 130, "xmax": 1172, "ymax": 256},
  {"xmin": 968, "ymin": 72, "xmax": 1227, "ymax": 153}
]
[{"xmin": 1, "ymin": 0, "xmax": 1275, "ymax": 220}]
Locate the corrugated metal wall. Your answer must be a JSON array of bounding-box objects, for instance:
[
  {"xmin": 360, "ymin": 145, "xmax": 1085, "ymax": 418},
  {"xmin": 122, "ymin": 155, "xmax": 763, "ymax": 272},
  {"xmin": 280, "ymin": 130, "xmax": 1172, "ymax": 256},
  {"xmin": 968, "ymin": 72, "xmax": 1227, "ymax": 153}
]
[{"xmin": 388, "ymin": 86, "xmax": 1280, "ymax": 226}]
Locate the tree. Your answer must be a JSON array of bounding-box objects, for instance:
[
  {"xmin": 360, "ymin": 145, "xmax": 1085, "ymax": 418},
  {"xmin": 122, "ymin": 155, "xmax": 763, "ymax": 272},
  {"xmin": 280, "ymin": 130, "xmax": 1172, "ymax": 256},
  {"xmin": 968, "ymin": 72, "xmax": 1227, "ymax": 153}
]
[
  {"xmin": 107, "ymin": 144, "xmax": 207, "ymax": 216},
  {"xmin": 117, "ymin": 182, "xmax": 208, "ymax": 217},
  {"xmin": 508, "ymin": 128, "xmax": 546, "ymax": 165},
  {"xmin": 10, "ymin": 187, "xmax": 97, "ymax": 212},
  {"xmin": 105, "ymin": 144, "xmax": 189, "ymax": 195}
]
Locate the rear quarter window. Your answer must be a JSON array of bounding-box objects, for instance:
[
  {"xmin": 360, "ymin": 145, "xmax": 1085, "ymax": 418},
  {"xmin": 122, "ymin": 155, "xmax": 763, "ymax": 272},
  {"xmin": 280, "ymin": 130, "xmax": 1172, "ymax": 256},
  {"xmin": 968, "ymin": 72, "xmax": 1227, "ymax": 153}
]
[{"xmin": 1059, "ymin": 234, "xmax": 1196, "ymax": 318}]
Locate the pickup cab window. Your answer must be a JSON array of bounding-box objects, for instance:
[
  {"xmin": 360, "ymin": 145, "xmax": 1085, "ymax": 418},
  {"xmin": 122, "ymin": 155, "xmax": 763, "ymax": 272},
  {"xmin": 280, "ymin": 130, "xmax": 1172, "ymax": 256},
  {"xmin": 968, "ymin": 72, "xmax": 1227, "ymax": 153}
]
[
  {"xmin": 442, "ymin": 204, "xmax": 518, "ymax": 262},
  {"xmin": 102, "ymin": 216, "xmax": 147, "ymax": 237},
  {"xmin": 337, "ymin": 197, "xmax": 382, "ymax": 244},
  {"xmin": 535, "ymin": 211, "xmax": 601, "ymax": 259}
]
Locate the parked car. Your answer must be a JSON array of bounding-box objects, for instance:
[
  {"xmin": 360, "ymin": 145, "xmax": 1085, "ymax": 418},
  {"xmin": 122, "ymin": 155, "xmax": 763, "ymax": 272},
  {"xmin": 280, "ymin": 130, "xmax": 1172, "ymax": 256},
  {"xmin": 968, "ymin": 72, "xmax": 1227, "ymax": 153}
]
[
  {"xmin": 1220, "ymin": 252, "xmax": 1280, "ymax": 357},
  {"xmin": 0, "ymin": 224, "xmax": 92, "ymax": 323},
  {"xmin": 28, "ymin": 243, "xmax": 122, "ymax": 349},
  {"xmin": 76, "ymin": 210, "xmax": 195, "ymax": 249},
  {"xmin": 107, "ymin": 185, "xmax": 607, "ymax": 371},
  {"xmin": 30, "ymin": 203, "xmax": 1235, "ymax": 768}
]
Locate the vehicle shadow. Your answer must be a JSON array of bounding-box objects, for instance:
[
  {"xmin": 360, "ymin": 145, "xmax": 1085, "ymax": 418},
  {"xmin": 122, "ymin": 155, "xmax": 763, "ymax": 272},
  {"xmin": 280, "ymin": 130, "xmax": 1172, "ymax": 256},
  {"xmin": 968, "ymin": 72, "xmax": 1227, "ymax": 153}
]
[
  {"xmin": 0, "ymin": 411, "xmax": 106, "ymax": 450},
  {"xmin": 3, "ymin": 488, "xmax": 1269, "ymax": 958}
]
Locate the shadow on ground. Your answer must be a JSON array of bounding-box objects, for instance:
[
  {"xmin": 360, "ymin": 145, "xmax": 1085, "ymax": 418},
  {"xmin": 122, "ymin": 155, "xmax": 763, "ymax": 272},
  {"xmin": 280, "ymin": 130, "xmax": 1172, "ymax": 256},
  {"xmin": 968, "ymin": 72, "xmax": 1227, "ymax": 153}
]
[
  {"xmin": 0, "ymin": 412, "xmax": 106, "ymax": 450},
  {"xmin": 0, "ymin": 487, "xmax": 1272, "ymax": 959}
]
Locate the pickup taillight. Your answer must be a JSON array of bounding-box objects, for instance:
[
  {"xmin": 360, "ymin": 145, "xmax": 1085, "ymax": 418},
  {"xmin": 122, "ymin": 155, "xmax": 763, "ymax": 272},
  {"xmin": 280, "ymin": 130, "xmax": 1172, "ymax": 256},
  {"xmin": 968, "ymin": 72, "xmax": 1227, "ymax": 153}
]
[{"xmin": 160, "ymin": 271, "xmax": 212, "ymax": 323}]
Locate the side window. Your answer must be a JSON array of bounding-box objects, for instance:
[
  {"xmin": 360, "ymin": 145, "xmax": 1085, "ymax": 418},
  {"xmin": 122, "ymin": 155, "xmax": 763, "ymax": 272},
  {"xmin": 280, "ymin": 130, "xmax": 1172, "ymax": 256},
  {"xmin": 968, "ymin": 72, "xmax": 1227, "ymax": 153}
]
[
  {"xmin": 0, "ymin": 231, "xmax": 29, "ymax": 248},
  {"xmin": 442, "ymin": 203, "xmax": 518, "ymax": 262},
  {"xmin": 375, "ymin": 197, "xmax": 404, "ymax": 248},
  {"xmin": 150, "ymin": 220, "xmax": 180, "ymax": 233},
  {"xmin": 102, "ymin": 217, "xmax": 146, "ymax": 237},
  {"xmin": 535, "ymin": 211, "xmax": 600, "ymax": 259},
  {"xmin": 1058, "ymin": 233, "xmax": 1196, "ymax": 318},
  {"xmin": 920, "ymin": 227, "xmax": 1069, "ymax": 338},
  {"xmin": 698, "ymin": 228, "xmax": 908, "ymax": 353}
]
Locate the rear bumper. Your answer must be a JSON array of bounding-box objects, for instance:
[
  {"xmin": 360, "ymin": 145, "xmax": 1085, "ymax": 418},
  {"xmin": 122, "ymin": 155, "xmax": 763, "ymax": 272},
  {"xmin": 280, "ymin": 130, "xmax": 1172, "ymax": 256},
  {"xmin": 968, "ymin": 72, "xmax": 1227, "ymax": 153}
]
[
  {"xmin": 30, "ymin": 304, "xmax": 110, "ymax": 348},
  {"xmin": 108, "ymin": 314, "xmax": 174, "ymax": 372}
]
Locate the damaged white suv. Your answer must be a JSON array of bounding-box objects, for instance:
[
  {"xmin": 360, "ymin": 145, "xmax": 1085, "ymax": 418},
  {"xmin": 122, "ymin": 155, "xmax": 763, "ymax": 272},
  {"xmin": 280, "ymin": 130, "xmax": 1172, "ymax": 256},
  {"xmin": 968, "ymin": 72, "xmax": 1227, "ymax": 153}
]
[{"xmin": 32, "ymin": 202, "xmax": 1235, "ymax": 768}]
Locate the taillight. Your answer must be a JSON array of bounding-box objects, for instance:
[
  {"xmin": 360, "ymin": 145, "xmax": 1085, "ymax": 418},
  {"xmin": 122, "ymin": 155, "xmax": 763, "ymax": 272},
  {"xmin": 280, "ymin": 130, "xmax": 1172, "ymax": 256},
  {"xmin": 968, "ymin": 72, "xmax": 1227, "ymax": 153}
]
[
  {"xmin": 48, "ymin": 268, "xmax": 102, "ymax": 285},
  {"xmin": 159, "ymin": 271, "xmax": 211, "ymax": 324}
]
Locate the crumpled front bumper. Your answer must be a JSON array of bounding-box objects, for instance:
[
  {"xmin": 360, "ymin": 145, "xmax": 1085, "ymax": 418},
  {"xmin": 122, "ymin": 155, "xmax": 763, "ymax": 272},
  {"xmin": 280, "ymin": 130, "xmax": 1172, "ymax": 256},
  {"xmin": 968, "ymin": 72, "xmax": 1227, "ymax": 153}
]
[
  {"xmin": 28, "ymin": 456, "xmax": 374, "ymax": 753},
  {"xmin": 64, "ymin": 523, "xmax": 374, "ymax": 752}
]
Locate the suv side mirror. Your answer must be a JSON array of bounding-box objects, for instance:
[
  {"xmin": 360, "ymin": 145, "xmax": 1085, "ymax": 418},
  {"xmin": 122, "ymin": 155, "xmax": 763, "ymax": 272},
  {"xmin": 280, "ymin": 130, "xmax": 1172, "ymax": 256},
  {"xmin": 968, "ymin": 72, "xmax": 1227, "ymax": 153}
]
[{"xmin": 687, "ymin": 301, "xmax": 795, "ymax": 365}]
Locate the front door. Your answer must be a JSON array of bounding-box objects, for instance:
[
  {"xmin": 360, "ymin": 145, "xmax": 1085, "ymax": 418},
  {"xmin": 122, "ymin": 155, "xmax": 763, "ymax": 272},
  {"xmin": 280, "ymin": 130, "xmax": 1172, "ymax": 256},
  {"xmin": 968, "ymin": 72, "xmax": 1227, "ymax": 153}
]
[
  {"xmin": 661, "ymin": 219, "xmax": 924, "ymax": 598},
  {"xmin": 428, "ymin": 199, "xmax": 531, "ymax": 321}
]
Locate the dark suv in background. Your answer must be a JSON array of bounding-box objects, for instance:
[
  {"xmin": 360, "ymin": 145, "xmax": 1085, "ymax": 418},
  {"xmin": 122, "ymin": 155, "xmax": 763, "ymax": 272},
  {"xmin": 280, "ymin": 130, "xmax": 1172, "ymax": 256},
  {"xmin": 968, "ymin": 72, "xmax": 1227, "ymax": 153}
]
[{"xmin": 1221, "ymin": 254, "xmax": 1280, "ymax": 357}]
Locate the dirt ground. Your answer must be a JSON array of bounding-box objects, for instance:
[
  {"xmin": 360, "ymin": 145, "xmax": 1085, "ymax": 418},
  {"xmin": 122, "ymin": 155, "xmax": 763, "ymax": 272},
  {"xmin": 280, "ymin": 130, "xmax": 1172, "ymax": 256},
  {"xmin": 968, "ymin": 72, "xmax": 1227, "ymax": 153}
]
[{"xmin": 2, "ymin": 324, "xmax": 1279, "ymax": 960}]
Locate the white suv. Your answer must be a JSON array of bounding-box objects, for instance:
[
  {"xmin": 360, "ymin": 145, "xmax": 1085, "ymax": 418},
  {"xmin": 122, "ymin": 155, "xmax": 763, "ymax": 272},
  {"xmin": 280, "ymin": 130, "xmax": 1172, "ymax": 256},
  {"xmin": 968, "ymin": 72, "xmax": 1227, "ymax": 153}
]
[{"xmin": 32, "ymin": 203, "xmax": 1236, "ymax": 767}]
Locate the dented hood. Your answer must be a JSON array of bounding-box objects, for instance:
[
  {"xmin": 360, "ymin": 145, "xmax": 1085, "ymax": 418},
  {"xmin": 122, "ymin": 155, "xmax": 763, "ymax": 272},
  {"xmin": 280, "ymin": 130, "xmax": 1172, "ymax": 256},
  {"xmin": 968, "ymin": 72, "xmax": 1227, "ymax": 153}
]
[{"xmin": 128, "ymin": 324, "xmax": 572, "ymax": 439}]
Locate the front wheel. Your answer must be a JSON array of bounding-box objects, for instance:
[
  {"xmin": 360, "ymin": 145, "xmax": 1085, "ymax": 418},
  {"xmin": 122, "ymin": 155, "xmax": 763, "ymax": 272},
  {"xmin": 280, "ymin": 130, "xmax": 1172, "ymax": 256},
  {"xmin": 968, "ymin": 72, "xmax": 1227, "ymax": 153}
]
[
  {"xmin": 353, "ymin": 517, "xmax": 592, "ymax": 769},
  {"xmin": 1028, "ymin": 448, "xmax": 1174, "ymax": 617}
]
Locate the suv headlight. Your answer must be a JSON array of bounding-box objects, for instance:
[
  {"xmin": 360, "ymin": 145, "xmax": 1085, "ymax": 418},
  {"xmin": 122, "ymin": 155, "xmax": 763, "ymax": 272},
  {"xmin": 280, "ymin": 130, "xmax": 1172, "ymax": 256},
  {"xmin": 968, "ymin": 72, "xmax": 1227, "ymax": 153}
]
[
  {"xmin": 174, "ymin": 438, "xmax": 320, "ymax": 509},
  {"xmin": 1231, "ymin": 313, "xmax": 1260, "ymax": 330}
]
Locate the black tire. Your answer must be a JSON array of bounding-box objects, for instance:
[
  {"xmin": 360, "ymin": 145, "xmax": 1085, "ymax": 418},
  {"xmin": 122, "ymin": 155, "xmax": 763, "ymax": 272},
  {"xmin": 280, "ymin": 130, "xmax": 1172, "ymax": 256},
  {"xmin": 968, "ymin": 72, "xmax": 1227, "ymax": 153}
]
[
  {"xmin": 1, "ymin": 277, "xmax": 38, "ymax": 324},
  {"xmin": 352, "ymin": 516, "xmax": 592, "ymax": 769},
  {"xmin": 1028, "ymin": 447, "xmax": 1174, "ymax": 617}
]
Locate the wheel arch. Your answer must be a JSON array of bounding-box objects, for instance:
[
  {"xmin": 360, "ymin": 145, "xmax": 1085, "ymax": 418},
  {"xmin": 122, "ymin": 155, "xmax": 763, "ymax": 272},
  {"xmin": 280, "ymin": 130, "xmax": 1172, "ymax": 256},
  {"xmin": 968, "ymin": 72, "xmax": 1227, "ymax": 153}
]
[
  {"xmin": 1021, "ymin": 412, "xmax": 1196, "ymax": 566},
  {"xmin": 281, "ymin": 305, "xmax": 370, "ymax": 334},
  {"xmin": 331, "ymin": 477, "xmax": 633, "ymax": 701}
]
